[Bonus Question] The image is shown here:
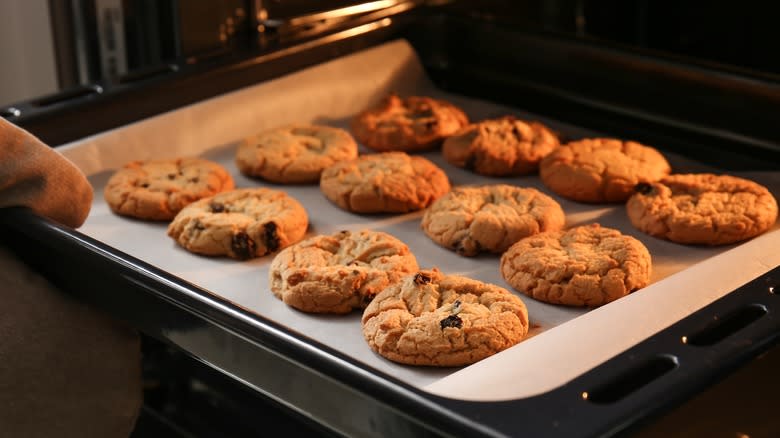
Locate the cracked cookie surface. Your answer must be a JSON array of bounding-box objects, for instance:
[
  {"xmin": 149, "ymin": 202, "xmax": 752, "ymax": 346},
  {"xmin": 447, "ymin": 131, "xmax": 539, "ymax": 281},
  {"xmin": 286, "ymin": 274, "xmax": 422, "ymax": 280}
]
[
  {"xmin": 500, "ymin": 224, "xmax": 651, "ymax": 307},
  {"xmin": 442, "ymin": 116, "xmax": 559, "ymax": 176},
  {"xmin": 351, "ymin": 94, "xmax": 468, "ymax": 152},
  {"xmin": 422, "ymin": 184, "xmax": 565, "ymax": 256},
  {"xmin": 235, "ymin": 125, "xmax": 358, "ymax": 184},
  {"xmin": 626, "ymin": 173, "xmax": 778, "ymax": 245},
  {"xmin": 269, "ymin": 230, "xmax": 418, "ymax": 314},
  {"xmin": 320, "ymin": 152, "xmax": 451, "ymax": 213},
  {"xmin": 539, "ymin": 138, "xmax": 671, "ymax": 203},
  {"xmin": 104, "ymin": 157, "xmax": 234, "ymax": 220},
  {"xmin": 167, "ymin": 188, "xmax": 307, "ymax": 259},
  {"xmin": 361, "ymin": 268, "xmax": 529, "ymax": 367}
]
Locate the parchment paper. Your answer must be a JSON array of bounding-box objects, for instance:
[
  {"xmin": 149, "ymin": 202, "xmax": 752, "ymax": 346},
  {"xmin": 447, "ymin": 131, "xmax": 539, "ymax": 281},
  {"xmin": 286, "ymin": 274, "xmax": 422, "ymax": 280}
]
[{"xmin": 60, "ymin": 40, "xmax": 780, "ymax": 401}]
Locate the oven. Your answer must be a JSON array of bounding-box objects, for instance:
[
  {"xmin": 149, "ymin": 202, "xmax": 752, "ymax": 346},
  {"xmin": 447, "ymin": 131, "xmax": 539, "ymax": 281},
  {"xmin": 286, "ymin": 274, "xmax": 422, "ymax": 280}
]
[{"xmin": 1, "ymin": 1, "xmax": 778, "ymax": 436}]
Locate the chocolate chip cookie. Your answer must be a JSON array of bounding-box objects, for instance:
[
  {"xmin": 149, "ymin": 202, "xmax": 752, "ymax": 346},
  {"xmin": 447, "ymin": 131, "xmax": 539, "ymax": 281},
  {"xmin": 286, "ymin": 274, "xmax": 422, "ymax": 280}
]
[
  {"xmin": 500, "ymin": 224, "xmax": 652, "ymax": 307},
  {"xmin": 104, "ymin": 157, "xmax": 235, "ymax": 221},
  {"xmin": 539, "ymin": 138, "xmax": 671, "ymax": 203},
  {"xmin": 361, "ymin": 268, "xmax": 529, "ymax": 367},
  {"xmin": 320, "ymin": 152, "xmax": 451, "ymax": 213},
  {"xmin": 626, "ymin": 173, "xmax": 779, "ymax": 245},
  {"xmin": 442, "ymin": 116, "xmax": 559, "ymax": 176},
  {"xmin": 235, "ymin": 125, "xmax": 358, "ymax": 184},
  {"xmin": 269, "ymin": 229, "xmax": 419, "ymax": 314},
  {"xmin": 167, "ymin": 188, "xmax": 308, "ymax": 259},
  {"xmin": 351, "ymin": 94, "xmax": 469, "ymax": 152},
  {"xmin": 422, "ymin": 184, "xmax": 566, "ymax": 256}
]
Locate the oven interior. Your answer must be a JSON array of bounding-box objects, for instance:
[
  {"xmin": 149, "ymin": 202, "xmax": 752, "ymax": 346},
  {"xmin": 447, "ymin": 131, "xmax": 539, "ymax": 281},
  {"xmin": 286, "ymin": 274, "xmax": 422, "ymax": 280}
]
[{"xmin": 1, "ymin": 1, "xmax": 778, "ymax": 437}]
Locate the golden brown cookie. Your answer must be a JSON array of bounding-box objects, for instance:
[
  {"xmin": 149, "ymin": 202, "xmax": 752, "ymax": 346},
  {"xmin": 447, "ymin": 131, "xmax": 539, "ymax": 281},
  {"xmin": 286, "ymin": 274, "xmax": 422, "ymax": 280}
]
[
  {"xmin": 361, "ymin": 268, "xmax": 529, "ymax": 367},
  {"xmin": 320, "ymin": 152, "xmax": 451, "ymax": 213},
  {"xmin": 539, "ymin": 138, "xmax": 671, "ymax": 203},
  {"xmin": 442, "ymin": 116, "xmax": 559, "ymax": 176},
  {"xmin": 500, "ymin": 224, "xmax": 651, "ymax": 307},
  {"xmin": 235, "ymin": 125, "xmax": 358, "ymax": 184},
  {"xmin": 167, "ymin": 188, "xmax": 308, "ymax": 259},
  {"xmin": 422, "ymin": 184, "xmax": 565, "ymax": 256},
  {"xmin": 269, "ymin": 229, "xmax": 419, "ymax": 314},
  {"xmin": 351, "ymin": 94, "xmax": 468, "ymax": 152},
  {"xmin": 104, "ymin": 157, "xmax": 234, "ymax": 221},
  {"xmin": 626, "ymin": 174, "xmax": 779, "ymax": 245}
]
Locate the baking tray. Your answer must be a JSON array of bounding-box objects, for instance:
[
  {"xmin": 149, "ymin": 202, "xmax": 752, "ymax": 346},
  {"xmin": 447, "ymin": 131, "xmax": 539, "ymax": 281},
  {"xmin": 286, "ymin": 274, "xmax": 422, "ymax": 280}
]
[{"xmin": 4, "ymin": 40, "xmax": 779, "ymax": 437}]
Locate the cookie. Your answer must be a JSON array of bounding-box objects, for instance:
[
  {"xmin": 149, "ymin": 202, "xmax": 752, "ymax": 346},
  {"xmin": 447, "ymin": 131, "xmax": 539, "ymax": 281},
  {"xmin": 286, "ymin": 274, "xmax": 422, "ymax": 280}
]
[
  {"xmin": 361, "ymin": 268, "xmax": 529, "ymax": 367},
  {"xmin": 167, "ymin": 188, "xmax": 308, "ymax": 259},
  {"xmin": 442, "ymin": 116, "xmax": 559, "ymax": 176},
  {"xmin": 269, "ymin": 229, "xmax": 419, "ymax": 314},
  {"xmin": 351, "ymin": 94, "xmax": 469, "ymax": 152},
  {"xmin": 235, "ymin": 125, "xmax": 358, "ymax": 184},
  {"xmin": 422, "ymin": 184, "xmax": 565, "ymax": 256},
  {"xmin": 500, "ymin": 224, "xmax": 651, "ymax": 307},
  {"xmin": 104, "ymin": 157, "xmax": 234, "ymax": 221},
  {"xmin": 320, "ymin": 152, "xmax": 451, "ymax": 213},
  {"xmin": 539, "ymin": 138, "xmax": 671, "ymax": 203},
  {"xmin": 626, "ymin": 174, "xmax": 779, "ymax": 245}
]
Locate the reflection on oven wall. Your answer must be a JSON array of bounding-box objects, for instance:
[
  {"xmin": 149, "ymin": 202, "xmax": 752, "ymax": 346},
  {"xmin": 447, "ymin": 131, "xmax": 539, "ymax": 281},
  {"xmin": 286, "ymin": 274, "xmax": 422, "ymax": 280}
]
[{"xmin": 0, "ymin": 0, "xmax": 59, "ymax": 108}]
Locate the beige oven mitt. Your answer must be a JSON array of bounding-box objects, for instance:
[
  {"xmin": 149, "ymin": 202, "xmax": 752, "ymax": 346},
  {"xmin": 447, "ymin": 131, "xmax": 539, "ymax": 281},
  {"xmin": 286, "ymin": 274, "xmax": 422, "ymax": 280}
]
[{"xmin": 0, "ymin": 118, "xmax": 142, "ymax": 437}]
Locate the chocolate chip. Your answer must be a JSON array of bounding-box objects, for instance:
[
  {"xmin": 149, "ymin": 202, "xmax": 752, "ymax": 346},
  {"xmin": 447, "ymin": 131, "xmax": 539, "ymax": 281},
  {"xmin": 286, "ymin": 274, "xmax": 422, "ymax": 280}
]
[
  {"xmin": 188, "ymin": 177, "xmax": 199, "ymax": 183},
  {"xmin": 635, "ymin": 182, "xmax": 654, "ymax": 195},
  {"xmin": 167, "ymin": 173, "xmax": 176, "ymax": 180},
  {"xmin": 140, "ymin": 183, "xmax": 150, "ymax": 188},
  {"xmin": 263, "ymin": 222, "xmax": 280, "ymax": 252},
  {"xmin": 413, "ymin": 272, "xmax": 432, "ymax": 285},
  {"xmin": 424, "ymin": 119, "xmax": 438, "ymax": 130},
  {"xmin": 210, "ymin": 202, "xmax": 225, "ymax": 213},
  {"xmin": 440, "ymin": 314, "xmax": 463, "ymax": 330},
  {"xmin": 231, "ymin": 231, "xmax": 256, "ymax": 260}
]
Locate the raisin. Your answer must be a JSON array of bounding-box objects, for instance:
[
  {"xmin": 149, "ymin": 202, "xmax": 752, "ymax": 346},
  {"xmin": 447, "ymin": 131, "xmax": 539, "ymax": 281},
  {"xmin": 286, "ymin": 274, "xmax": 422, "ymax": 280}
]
[
  {"xmin": 263, "ymin": 222, "xmax": 280, "ymax": 252},
  {"xmin": 167, "ymin": 173, "xmax": 176, "ymax": 180},
  {"xmin": 210, "ymin": 202, "xmax": 225, "ymax": 213},
  {"xmin": 424, "ymin": 120, "xmax": 438, "ymax": 130},
  {"xmin": 286, "ymin": 272, "xmax": 304, "ymax": 286},
  {"xmin": 511, "ymin": 126, "xmax": 522, "ymax": 140},
  {"xmin": 454, "ymin": 239, "xmax": 481, "ymax": 256},
  {"xmin": 360, "ymin": 292, "xmax": 376, "ymax": 307},
  {"xmin": 440, "ymin": 315, "xmax": 463, "ymax": 330},
  {"xmin": 413, "ymin": 272, "xmax": 432, "ymax": 285},
  {"xmin": 231, "ymin": 232, "xmax": 256, "ymax": 260},
  {"xmin": 454, "ymin": 240, "xmax": 467, "ymax": 255},
  {"xmin": 634, "ymin": 182, "xmax": 654, "ymax": 195},
  {"xmin": 140, "ymin": 183, "xmax": 150, "ymax": 188},
  {"xmin": 452, "ymin": 300, "xmax": 462, "ymax": 312},
  {"xmin": 188, "ymin": 177, "xmax": 199, "ymax": 183},
  {"xmin": 411, "ymin": 108, "xmax": 434, "ymax": 119},
  {"xmin": 464, "ymin": 154, "xmax": 477, "ymax": 171}
]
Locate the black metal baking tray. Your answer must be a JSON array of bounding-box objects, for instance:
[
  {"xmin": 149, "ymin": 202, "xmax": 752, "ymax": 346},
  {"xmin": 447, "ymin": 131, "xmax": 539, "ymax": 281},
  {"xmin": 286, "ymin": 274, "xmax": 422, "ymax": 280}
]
[{"xmin": 1, "ymin": 5, "xmax": 779, "ymax": 437}]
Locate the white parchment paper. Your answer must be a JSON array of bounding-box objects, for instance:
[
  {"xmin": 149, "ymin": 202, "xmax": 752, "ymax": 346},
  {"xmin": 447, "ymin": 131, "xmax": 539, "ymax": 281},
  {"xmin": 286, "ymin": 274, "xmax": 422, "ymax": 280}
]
[{"xmin": 60, "ymin": 40, "xmax": 780, "ymax": 401}]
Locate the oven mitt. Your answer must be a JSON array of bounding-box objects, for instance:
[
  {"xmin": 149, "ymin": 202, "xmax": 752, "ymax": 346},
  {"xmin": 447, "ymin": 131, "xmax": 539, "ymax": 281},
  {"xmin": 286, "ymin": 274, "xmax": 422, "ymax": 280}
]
[{"xmin": 0, "ymin": 118, "xmax": 142, "ymax": 437}]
